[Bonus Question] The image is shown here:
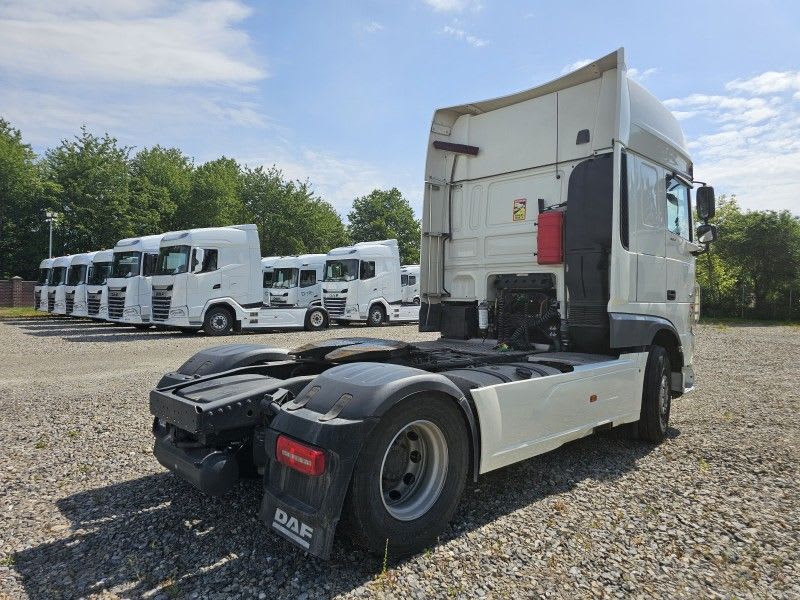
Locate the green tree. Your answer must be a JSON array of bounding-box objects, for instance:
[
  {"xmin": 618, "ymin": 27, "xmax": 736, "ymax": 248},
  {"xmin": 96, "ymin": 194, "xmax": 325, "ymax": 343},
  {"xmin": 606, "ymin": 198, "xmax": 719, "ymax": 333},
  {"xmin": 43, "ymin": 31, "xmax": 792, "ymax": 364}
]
[
  {"xmin": 347, "ymin": 188, "xmax": 420, "ymax": 264},
  {"xmin": 42, "ymin": 127, "xmax": 133, "ymax": 254},
  {"xmin": 0, "ymin": 119, "xmax": 51, "ymax": 278},
  {"xmin": 240, "ymin": 166, "xmax": 349, "ymax": 255},
  {"xmin": 177, "ymin": 157, "xmax": 244, "ymax": 228},
  {"xmin": 130, "ymin": 146, "xmax": 193, "ymax": 232}
]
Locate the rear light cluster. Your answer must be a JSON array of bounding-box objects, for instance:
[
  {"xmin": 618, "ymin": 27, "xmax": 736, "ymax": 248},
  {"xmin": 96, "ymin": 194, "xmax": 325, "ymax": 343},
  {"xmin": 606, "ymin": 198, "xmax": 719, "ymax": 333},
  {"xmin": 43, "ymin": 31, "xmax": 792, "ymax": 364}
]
[{"xmin": 276, "ymin": 435, "xmax": 326, "ymax": 476}]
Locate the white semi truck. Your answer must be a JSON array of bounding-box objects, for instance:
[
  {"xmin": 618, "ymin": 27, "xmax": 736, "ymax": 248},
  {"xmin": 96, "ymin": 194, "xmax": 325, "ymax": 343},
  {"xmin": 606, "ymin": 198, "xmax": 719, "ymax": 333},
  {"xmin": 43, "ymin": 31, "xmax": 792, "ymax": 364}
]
[
  {"xmin": 34, "ymin": 258, "xmax": 53, "ymax": 311},
  {"xmin": 149, "ymin": 49, "xmax": 717, "ymax": 559},
  {"xmin": 149, "ymin": 225, "xmax": 329, "ymax": 335},
  {"xmin": 266, "ymin": 254, "xmax": 326, "ymax": 308},
  {"xmin": 105, "ymin": 234, "xmax": 163, "ymax": 328},
  {"xmin": 322, "ymin": 240, "xmax": 419, "ymax": 326},
  {"xmin": 65, "ymin": 251, "xmax": 97, "ymax": 317},
  {"xmin": 49, "ymin": 255, "xmax": 75, "ymax": 315},
  {"xmin": 86, "ymin": 250, "xmax": 113, "ymax": 320},
  {"xmin": 400, "ymin": 264, "xmax": 421, "ymax": 304}
]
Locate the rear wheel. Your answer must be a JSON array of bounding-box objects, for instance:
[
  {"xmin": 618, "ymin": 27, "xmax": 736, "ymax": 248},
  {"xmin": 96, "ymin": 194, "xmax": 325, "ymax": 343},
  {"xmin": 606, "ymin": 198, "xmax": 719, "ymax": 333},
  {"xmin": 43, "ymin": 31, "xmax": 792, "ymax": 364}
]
[
  {"xmin": 638, "ymin": 345, "xmax": 672, "ymax": 443},
  {"xmin": 367, "ymin": 304, "xmax": 385, "ymax": 327},
  {"xmin": 342, "ymin": 395, "xmax": 469, "ymax": 556},
  {"xmin": 203, "ymin": 306, "xmax": 234, "ymax": 336},
  {"xmin": 305, "ymin": 307, "xmax": 328, "ymax": 331}
]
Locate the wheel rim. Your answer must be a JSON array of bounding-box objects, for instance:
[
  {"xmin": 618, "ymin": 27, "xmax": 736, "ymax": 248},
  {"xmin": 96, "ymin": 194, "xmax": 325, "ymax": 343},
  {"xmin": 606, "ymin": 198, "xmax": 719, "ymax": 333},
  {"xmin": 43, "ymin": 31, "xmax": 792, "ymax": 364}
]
[
  {"xmin": 309, "ymin": 310, "xmax": 324, "ymax": 327},
  {"xmin": 370, "ymin": 308, "xmax": 382, "ymax": 324},
  {"xmin": 380, "ymin": 420, "xmax": 448, "ymax": 521},
  {"xmin": 210, "ymin": 312, "xmax": 228, "ymax": 331},
  {"xmin": 658, "ymin": 373, "xmax": 671, "ymax": 431}
]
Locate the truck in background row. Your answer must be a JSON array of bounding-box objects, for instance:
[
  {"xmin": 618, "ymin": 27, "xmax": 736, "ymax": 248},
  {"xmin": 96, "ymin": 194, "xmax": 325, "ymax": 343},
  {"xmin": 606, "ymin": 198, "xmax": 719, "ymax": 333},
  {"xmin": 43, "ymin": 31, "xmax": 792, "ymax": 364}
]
[
  {"xmin": 49, "ymin": 255, "xmax": 74, "ymax": 314},
  {"xmin": 105, "ymin": 235, "xmax": 163, "ymax": 328},
  {"xmin": 65, "ymin": 251, "xmax": 97, "ymax": 317},
  {"xmin": 261, "ymin": 256, "xmax": 280, "ymax": 304},
  {"xmin": 322, "ymin": 240, "xmax": 419, "ymax": 326},
  {"xmin": 86, "ymin": 250, "xmax": 113, "ymax": 320},
  {"xmin": 266, "ymin": 254, "xmax": 326, "ymax": 308},
  {"xmin": 149, "ymin": 225, "xmax": 329, "ymax": 335},
  {"xmin": 34, "ymin": 258, "xmax": 53, "ymax": 311},
  {"xmin": 149, "ymin": 48, "xmax": 718, "ymax": 558},
  {"xmin": 400, "ymin": 264, "xmax": 421, "ymax": 304}
]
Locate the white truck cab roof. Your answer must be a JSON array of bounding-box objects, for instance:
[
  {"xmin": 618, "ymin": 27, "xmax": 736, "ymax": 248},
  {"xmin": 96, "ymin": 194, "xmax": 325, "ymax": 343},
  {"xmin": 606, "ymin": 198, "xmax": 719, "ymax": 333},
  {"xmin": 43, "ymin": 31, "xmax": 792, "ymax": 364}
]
[
  {"xmin": 92, "ymin": 249, "xmax": 114, "ymax": 263},
  {"xmin": 114, "ymin": 234, "xmax": 164, "ymax": 253},
  {"xmin": 327, "ymin": 239, "xmax": 399, "ymax": 260},
  {"xmin": 160, "ymin": 224, "xmax": 257, "ymax": 248},
  {"xmin": 262, "ymin": 256, "xmax": 281, "ymax": 269},
  {"xmin": 70, "ymin": 251, "xmax": 99, "ymax": 266},
  {"xmin": 52, "ymin": 255, "xmax": 77, "ymax": 269},
  {"xmin": 39, "ymin": 258, "xmax": 54, "ymax": 269},
  {"xmin": 272, "ymin": 254, "xmax": 327, "ymax": 270}
]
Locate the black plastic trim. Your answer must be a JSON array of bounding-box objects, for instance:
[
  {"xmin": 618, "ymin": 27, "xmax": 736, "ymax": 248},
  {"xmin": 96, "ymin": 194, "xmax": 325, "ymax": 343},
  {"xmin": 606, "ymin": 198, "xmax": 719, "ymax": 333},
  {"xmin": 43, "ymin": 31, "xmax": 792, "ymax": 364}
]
[{"xmin": 608, "ymin": 312, "xmax": 679, "ymax": 349}]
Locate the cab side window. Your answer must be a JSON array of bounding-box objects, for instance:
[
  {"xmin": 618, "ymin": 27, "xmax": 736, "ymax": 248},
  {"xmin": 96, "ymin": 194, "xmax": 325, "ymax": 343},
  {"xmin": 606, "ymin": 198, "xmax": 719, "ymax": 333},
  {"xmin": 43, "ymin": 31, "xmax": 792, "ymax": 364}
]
[
  {"xmin": 143, "ymin": 253, "xmax": 158, "ymax": 276},
  {"xmin": 401, "ymin": 274, "xmax": 409, "ymax": 286},
  {"xmin": 666, "ymin": 177, "xmax": 691, "ymax": 241},
  {"xmin": 408, "ymin": 275, "xmax": 416, "ymax": 285},
  {"xmin": 202, "ymin": 249, "xmax": 218, "ymax": 272},
  {"xmin": 300, "ymin": 269, "xmax": 316, "ymax": 287},
  {"xmin": 360, "ymin": 261, "xmax": 375, "ymax": 279}
]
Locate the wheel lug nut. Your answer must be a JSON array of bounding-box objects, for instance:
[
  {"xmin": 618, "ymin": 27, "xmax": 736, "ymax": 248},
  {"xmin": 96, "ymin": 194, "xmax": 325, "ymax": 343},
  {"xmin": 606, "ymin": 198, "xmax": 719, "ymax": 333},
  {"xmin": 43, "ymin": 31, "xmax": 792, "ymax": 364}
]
[
  {"xmin": 403, "ymin": 473, "xmax": 415, "ymax": 485},
  {"xmin": 410, "ymin": 450, "xmax": 421, "ymax": 463}
]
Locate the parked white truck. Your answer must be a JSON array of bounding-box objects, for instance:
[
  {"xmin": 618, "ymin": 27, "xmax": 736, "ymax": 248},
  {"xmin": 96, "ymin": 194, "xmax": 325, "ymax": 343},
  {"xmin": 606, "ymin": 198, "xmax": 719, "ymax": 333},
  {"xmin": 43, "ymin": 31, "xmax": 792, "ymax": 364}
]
[
  {"xmin": 34, "ymin": 258, "xmax": 53, "ymax": 311},
  {"xmin": 400, "ymin": 264, "xmax": 421, "ymax": 304},
  {"xmin": 150, "ymin": 49, "xmax": 717, "ymax": 559},
  {"xmin": 49, "ymin": 255, "xmax": 75, "ymax": 314},
  {"xmin": 322, "ymin": 240, "xmax": 419, "ymax": 326},
  {"xmin": 266, "ymin": 254, "xmax": 326, "ymax": 308},
  {"xmin": 86, "ymin": 250, "xmax": 113, "ymax": 320},
  {"xmin": 65, "ymin": 251, "xmax": 97, "ymax": 317},
  {"xmin": 149, "ymin": 225, "xmax": 329, "ymax": 335},
  {"xmin": 105, "ymin": 235, "xmax": 162, "ymax": 328}
]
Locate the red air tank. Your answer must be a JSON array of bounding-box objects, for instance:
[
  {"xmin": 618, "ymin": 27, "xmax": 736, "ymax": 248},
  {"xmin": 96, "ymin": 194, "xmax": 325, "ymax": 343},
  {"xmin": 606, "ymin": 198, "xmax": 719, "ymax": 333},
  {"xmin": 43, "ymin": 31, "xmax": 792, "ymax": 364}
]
[{"xmin": 536, "ymin": 210, "xmax": 563, "ymax": 264}]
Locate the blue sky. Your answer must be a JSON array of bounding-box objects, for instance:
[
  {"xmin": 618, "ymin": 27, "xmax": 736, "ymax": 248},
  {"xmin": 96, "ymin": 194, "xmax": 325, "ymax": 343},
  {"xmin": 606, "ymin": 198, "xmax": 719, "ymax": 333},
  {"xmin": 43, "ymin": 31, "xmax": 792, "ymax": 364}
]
[{"xmin": 1, "ymin": 0, "xmax": 798, "ymax": 216}]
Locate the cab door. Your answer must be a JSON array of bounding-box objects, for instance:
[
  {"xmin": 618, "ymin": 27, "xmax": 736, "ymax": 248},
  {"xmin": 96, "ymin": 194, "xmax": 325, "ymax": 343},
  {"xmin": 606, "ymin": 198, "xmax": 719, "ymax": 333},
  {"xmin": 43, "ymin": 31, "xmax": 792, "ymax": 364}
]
[
  {"xmin": 187, "ymin": 248, "xmax": 221, "ymax": 314},
  {"xmin": 631, "ymin": 156, "xmax": 666, "ymax": 303},
  {"xmin": 665, "ymin": 176, "xmax": 694, "ymax": 304}
]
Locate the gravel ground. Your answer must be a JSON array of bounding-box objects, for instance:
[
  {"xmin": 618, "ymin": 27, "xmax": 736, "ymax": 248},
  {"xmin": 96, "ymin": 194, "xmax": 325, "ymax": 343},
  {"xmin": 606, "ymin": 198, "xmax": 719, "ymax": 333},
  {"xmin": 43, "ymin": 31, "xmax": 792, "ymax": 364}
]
[{"xmin": 0, "ymin": 317, "xmax": 797, "ymax": 599}]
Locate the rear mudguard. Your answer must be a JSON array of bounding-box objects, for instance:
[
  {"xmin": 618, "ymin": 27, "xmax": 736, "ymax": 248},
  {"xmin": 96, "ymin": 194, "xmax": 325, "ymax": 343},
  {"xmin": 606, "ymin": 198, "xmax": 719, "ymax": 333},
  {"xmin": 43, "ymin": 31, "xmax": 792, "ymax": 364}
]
[
  {"xmin": 259, "ymin": 361, "xmax": 479, "ymax": 558},
  {"xmin": 156, "ymin": 344, "xmax": 290, "ymax": 388}
]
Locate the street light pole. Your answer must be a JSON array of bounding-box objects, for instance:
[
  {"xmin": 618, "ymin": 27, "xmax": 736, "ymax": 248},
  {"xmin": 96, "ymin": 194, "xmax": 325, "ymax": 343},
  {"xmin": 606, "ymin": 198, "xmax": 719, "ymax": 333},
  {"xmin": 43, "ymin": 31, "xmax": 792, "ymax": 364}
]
[{"xmin": 45, "ymin": 211, "xmax": 55, "ymax": 258}]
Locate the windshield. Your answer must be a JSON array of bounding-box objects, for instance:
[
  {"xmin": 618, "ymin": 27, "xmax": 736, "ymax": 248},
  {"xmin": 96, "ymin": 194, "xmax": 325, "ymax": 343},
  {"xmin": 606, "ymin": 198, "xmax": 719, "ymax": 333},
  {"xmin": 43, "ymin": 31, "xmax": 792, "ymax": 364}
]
[
  {"xmin": 111, "ymin": 251, "xmax": 142, "ymax": 278},
  {"xmin": 67, "ymin": 265, "xmax": 87, "ymax": 286},
  {"xmin": 272, "ymin": 268, "xmax": 299, "ymax": 289},
  {"xmin": 88, "ymin": 262, "xmax": 111, "ymax": 285},
  {"xmin": 155, "ymin": 245, "xmax": 190, "ymax": 275},
  {"xmin": 324, "ymin": 259, "xmax": 359, "ymax": 282},
  {"xmin": 37, "ymin": 268, "xmax": 50, "ymax": 285},
  {"xmin": 51, "ymin": 266, "xmax": 67, "ymax": 285}
]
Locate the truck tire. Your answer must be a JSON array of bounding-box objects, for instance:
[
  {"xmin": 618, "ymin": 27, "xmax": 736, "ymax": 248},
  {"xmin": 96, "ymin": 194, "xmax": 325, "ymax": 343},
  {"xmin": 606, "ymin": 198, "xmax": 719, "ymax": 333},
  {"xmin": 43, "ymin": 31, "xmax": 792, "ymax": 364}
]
[
  {"xmin": 203, "ymin": 305, "xmax": 234, "ymax": 336},
  {"xmin": 367, "ymin": 304, "xmax": 385, "ymax": 327},
  {"xmin": 342, "ymin": 395, "xmax": 469, "ymax": 556},
  {"xmin": 638, "ymin": 345, "xmax": 671, "ymax": 443},
  {"xmin": 305, "ymin": 307, "xmax": 328, "ymax": 331}
]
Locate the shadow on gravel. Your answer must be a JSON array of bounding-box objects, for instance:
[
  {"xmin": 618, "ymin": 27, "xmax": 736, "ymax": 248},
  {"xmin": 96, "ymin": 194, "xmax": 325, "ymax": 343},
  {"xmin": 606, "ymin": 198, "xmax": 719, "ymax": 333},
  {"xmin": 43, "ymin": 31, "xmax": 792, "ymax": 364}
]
[
  {"xmin": 13, "ymin": 428, "xmax": 678, "ymax": 598},
  {"xmin": 10, "ymin": 318, "xmax": 189, "ymax": 342}
]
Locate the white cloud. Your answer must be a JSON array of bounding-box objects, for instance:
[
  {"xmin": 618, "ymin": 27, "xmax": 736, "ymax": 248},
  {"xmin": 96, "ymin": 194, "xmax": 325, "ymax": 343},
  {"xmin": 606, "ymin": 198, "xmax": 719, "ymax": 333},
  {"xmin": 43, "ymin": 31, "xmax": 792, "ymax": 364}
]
[
  {"xmin": 424, "ymin": 0, "xmax": 482, "ymax": 12},
  {"xmin": 561, "ymin": 59, "xmax": 592, "ymax": 74},
  {"xmin": 627, "ymin": 67, "xmax": 658, "ymax": 82},
  {"xmin": 667, "ymin": 74, "xmax": 800, "ymax": 213},
  {"xmin": 0, "ymin": 0, "xmax": 265, "ymax": 85},
  {"xmin": 356, "ymin": 21, "xmax": 385, "ymax": 33},
  {"xmin": 441, "ymin": 25, "xmax": 488, "ymax": 48}
]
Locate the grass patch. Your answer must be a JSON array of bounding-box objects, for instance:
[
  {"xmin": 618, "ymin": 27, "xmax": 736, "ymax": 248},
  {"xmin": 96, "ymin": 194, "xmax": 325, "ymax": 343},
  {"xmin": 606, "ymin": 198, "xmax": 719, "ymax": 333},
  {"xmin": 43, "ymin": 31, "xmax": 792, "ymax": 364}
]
[
  {"xmin": 0, "ymin": 307, "xmax": 46, "ymax": 319},
  {"xmin": 699, "ymin": 317, "xmax": 800, "ymax": 327}
]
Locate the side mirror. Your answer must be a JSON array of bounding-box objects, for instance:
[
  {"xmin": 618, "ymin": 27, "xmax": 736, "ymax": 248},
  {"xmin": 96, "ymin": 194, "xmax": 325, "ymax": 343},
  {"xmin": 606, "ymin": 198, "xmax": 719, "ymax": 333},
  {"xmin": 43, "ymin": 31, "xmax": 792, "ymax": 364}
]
[
  {"xmin": 696, "ymin": 186, "xmax": 716, "ymax": 221},
  {"xmin": 193, "ymin": 248, "xmax": 204, "ymax": 273},
  {"xmin": 697, "ymin": 223, "xmax": 717, "ymax": 244}
]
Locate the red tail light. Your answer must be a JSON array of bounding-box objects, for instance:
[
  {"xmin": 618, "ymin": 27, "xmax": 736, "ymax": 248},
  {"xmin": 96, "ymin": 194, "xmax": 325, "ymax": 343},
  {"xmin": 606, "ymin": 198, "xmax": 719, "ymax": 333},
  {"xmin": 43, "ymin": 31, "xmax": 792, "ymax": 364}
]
[{"xmin": 276, "ymin": 435, "xmax": 326, "ymax": 476}]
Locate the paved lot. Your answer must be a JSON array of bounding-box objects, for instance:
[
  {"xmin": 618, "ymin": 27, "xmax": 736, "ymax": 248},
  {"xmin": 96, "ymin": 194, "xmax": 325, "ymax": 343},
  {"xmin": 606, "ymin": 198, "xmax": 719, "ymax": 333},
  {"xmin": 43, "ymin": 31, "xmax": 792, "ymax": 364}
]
[{"xmin": 0, "ymin": 318, "xmax": 797, "ymax": 599}]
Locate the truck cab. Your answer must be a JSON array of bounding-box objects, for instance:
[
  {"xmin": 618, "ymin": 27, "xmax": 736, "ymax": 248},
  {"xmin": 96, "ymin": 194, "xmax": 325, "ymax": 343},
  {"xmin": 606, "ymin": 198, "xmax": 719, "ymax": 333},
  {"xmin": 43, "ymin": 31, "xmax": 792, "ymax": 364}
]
[
  {"xmin": 105, "ymin": 235, "xmax": 162, "ymax": 326},
  {"xmin": 267, "ymin": 254, "xmax": 326, "ymax": 308},
  {"xmin": 323, "ymin": 240, "xmax": 416, "ymax": 326},
  {"xmin": 34, "ymin": 258, "xmax": 53, "ymax": 311},
  {"xmin": 49, "ymin": 255, "xmax": 75, "ymax": 315},
  {"xmin": 261, "ymin": 256, "xmax": 279, "ymax": 304},
  {"xmin": 86, "ymin": 250, "xmax": 113, "ymax": 320},
  {"xmin": 65, "ymin": 251, "xmax": 97, "ymax": 317},
  {"xmin": 400, "ymin": 264, "xmax": 421, "ymax": 304}
]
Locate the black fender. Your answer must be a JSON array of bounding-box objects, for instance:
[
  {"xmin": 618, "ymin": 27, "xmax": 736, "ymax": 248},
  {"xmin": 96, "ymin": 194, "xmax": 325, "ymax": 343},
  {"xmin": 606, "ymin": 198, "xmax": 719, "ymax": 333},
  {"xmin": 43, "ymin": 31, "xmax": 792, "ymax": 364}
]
[
  {"xmin": 156, "ymin": 344, "xmax": 290, "ymax": 388},
  {"xmin": 259, "ymin": 362, "xmax": 480, "ymax": 558}
]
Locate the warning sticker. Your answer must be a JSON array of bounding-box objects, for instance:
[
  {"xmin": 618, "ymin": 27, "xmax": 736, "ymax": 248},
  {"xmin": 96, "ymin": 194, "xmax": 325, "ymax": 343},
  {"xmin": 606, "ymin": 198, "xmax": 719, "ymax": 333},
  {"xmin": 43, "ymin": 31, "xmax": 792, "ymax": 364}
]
[{"xmin": 513, "ymin": 198, "xmax": 527, "ymax": 221}]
